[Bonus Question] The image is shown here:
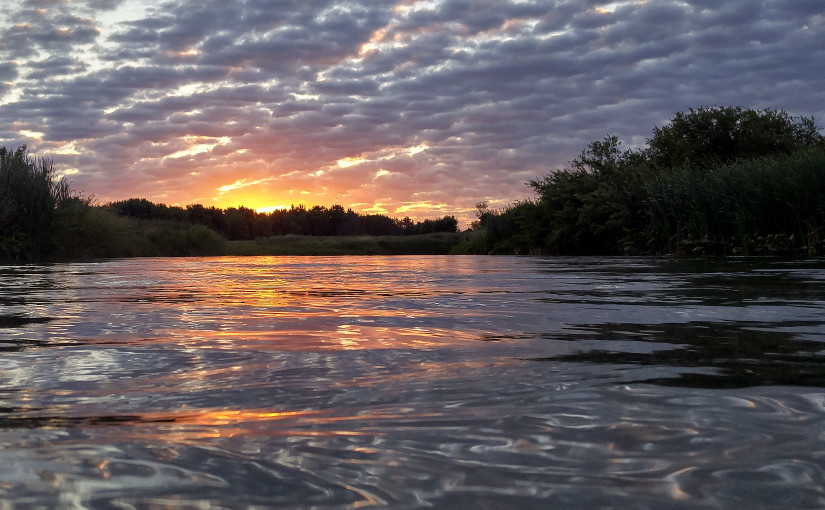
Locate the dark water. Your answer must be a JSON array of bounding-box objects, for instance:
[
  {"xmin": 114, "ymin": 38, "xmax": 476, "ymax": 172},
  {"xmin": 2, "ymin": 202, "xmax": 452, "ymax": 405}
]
[{"xmin": 1, "ymin": 256, "xmax": 824, "ymax": 509}]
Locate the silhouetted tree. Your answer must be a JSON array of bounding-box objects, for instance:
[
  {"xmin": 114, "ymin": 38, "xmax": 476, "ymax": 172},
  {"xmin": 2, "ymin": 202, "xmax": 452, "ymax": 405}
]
[
  {"xmin": 463, "ymin": 106, "xmax": 825, "ymax": 256},
  {"xmin": 647, "ymin": 106, "xmax": 824, "ymax": 170}
]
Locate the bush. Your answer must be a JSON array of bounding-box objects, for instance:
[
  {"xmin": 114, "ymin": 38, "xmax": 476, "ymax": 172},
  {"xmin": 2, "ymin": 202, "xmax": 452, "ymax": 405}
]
[
  {"xmin": 647, "ymin": 106, "xmax": 824, "ymax": 170},
  {"xmin": 468, "ymin": 106, "xmax": 825, "ymax": 256},
  {"xmin": 1, "ymin": 146, "xmax": 88, "ymax": 261}
]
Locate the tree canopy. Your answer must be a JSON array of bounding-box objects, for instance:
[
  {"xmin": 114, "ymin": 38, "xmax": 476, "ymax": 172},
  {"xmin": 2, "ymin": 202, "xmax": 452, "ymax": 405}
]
[
  {"xmin": 458, "ymin": 106, "xmax": 825, "ymax": 256},
  {"xmin": 646, "ymin": 106, "xmax": 823, "ymax": 170}
]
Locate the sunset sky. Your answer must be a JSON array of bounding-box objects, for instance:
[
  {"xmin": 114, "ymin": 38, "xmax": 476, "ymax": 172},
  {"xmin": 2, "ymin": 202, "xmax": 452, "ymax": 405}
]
[{"xmin": 1, "ymin": 1, "xmax": 823, "ymax": 225}]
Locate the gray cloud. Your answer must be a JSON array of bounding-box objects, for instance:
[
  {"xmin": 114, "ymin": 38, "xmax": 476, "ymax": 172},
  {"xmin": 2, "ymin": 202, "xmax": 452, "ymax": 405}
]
[{"xmin": 1, "ymin": 0, "xmax": 823, "ymax": 223}]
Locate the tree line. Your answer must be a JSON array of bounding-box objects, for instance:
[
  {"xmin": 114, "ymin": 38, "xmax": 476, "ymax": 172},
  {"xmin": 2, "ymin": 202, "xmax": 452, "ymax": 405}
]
[
  {"xmin": 1, "ymin": 145, "xmax": 458, "ymax": 261},
  {"xmin": 4, "ymin": 105, "xmax": 823, "ymax": 261},
  {"xmin": 455, "ymin": 106, "xmax": 825, "ymax": 256},
  {"xmin": 104, "ymin": 200, "xmax": 458, "ymax": 240}
]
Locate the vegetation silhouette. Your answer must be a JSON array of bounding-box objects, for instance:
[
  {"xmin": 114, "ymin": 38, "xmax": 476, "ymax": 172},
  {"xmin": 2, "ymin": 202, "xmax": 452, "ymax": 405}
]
[
  {"xmin": 1, "ymin": 146, "xmax": 92, "ymax": 260},
  {"xmin": 455, "ymin": 106, "xmax": 825, "ymax": 256},
  {"xmin": 3, "ymin": 106, "xmax": 823, "ymax": 261},
  {"xmin": 0, "ymin": 148, "xmax": 459, "ymax": 261},
  {"xmin": 104, "ymin": 200, "xmax": 458, "ymax": 240}
]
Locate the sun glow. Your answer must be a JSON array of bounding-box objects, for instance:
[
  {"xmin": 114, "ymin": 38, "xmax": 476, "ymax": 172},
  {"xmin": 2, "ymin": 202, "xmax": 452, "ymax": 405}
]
[
  {"xmin": 395, "ymin": 201, "xmax": 448, "ymax": 214},
  {"xmin": 337, "ymin": 156, "xmax": 367, "ymax": 168},
  {"xmin": 256, "ymin": 205, "xmax": 288, "ymax": 213},
  {"xmin": 53, "ymin": 141, "xmax": 82, "ymax": 155},
  {"xmin": 177, "ymin": 47, "xmax": 199, "ymax": 57}
]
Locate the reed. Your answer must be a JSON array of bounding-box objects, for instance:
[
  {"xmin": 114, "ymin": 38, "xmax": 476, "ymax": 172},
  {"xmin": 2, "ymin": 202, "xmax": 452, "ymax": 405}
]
[
  {"xmin": 64, "ymin": 215, "xmax": 227, "ymax": 259},
  {"xmin": 461, "ymin": 107, "xmax": 825, "ymax": 256},
  {"xmin": 647, "ymin": 148, "xmax": 825, "ymax": 254},
  {"xmin": 0, "ymin": 146, "xmax": 83, "ymax": 260}
]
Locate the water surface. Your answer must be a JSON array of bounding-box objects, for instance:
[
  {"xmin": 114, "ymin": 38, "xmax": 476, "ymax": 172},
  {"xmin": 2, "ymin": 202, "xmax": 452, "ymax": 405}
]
[{"xmin": 1, "ymin": 256, "xmax": 824, "ymax": 508}]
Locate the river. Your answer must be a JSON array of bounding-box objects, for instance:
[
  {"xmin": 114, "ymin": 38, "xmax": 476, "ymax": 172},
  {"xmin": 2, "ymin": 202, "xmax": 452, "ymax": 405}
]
[{"xmin": 1, "ymin": 256, "xmax": 824, "ymax": 508}]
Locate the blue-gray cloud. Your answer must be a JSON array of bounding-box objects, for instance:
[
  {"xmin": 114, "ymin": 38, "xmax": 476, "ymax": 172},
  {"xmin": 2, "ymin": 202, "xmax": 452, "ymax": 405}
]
[{"xmin": 1, "ymin": 0, "xmax": 823, "ymax": 220}]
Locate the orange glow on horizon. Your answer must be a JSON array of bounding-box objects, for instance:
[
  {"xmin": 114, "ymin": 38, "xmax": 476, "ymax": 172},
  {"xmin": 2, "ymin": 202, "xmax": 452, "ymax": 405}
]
[
  {"xmin": 209, "ymin": 189, "xmax": 309, "ymax": 214},
  {"xmin": 255, "ymin": 204, "xmax": 289, "ymax": 213}
]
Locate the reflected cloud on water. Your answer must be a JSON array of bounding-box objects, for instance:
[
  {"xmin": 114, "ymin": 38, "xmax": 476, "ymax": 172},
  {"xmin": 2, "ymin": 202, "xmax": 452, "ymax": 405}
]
[{"xmin": 1, "ymin": 256, "xmax": 825, "ymax": 507}]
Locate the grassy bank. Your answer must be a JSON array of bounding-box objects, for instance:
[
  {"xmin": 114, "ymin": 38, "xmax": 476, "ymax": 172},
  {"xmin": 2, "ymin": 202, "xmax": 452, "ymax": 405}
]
[
  {"xmin": 227, "ymin": 232, "xmax": 467, "ymax": 256},
  {"xmin": 4, "ymin": 207, "xmax": 464, "ymax": 261}
]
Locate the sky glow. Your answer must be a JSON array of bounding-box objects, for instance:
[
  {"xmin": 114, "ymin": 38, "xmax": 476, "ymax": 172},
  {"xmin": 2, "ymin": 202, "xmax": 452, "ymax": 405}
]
[{"xmin": 1, "ymin": 0, "xmax": 823, "ymax": 225}]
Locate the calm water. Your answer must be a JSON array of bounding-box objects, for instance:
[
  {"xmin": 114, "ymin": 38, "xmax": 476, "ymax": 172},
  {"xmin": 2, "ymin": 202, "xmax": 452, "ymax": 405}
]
[{"xmin": 1, "ymin": 256, "xmax": 825, "ymax": 509}]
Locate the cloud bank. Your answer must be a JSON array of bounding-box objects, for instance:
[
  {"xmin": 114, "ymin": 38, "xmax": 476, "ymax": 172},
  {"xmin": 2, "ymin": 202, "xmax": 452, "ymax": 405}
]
[{"xmin": 2, "ymin": 0, "xmax": 823, "ymax": 224}]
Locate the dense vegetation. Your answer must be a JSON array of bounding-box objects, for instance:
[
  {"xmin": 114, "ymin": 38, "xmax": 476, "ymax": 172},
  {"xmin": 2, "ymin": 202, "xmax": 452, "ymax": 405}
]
[
  {"xmin": 454, "ymin": 106, "xmax": 825, "ymax": 256},
  {"xmin": 1, "ymin": 146, "xmax": 92, "ymax": 260},
  {"xmin": 0, "ymin": 147, "xmax": 459, "ymax": 262},
  {"xmin": 104, "ymin": 199, "xmax": 458, "ymax": 240},
  {"xmin": 3, "ymin": 106, "xmax": 823, "ymax": 261}
]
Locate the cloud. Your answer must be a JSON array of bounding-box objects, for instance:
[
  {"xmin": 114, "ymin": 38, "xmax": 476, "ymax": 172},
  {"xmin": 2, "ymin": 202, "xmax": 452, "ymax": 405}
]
[{"xmin": 1, "ymin": 0, "xmax": 823, "ymax": 225}]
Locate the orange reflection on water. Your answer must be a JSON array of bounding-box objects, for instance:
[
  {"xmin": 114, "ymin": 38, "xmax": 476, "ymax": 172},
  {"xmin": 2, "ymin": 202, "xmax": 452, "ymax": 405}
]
[
  {"xmin": 161, "ymin": 256, "xmax": 487, "ymax": 351},
  {"xmin": 120, "ymin": 407, "xmax": 440, "ymax": 443},
  {"xmin": 156, "ymin": 324, "xmax": 482, "ymax": 351}
]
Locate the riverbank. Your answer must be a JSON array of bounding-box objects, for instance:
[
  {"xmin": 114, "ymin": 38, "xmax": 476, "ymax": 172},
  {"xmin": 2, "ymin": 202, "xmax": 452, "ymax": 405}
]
[{"xmin": 226, "ymin": 232, "xmax": 467, "ymax": 256}]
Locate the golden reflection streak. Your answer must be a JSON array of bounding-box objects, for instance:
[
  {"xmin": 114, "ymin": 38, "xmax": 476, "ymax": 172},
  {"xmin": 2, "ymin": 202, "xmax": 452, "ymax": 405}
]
[
  {"xmin": 156, "ymin": 326, "xmax": 482, "ymax": 351},
  {"xmin": 162, "ymin": 408, "xmax": 439, "ymax": 426},
  {"xmin": 114, "ymin": 407, "xmax": 442, "ymax": 443},
  {"xmin": 348, "ymin": 483, "xmax": 382, "ymax": 508}
]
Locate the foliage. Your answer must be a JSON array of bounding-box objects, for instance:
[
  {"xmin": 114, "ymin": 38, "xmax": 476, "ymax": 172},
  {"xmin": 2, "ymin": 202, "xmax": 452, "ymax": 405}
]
[
  {"xmin": 0, "ymin": 146, "xmax": 90, "ymax": 261},
  {"xmin": 452, "ymin": 201, "xmax": 544, "ymax": 255},
  {"xmin": 106, "ymin": 200, "xmax": 458, "ymax": 240},
  {"xmin": 0, "ymin": 148, "xmax": 230, "ymax": 262},
  {"xmin": 456, "ymin": 106, "xmax": 825, "ymax": 256},
  {"xmin": 647, "ymin": 148, "xmax": 825, "ymax": 255},
  {"xmin": 646, "ymin": 106, "xmax": 824, "ymax": 170}
]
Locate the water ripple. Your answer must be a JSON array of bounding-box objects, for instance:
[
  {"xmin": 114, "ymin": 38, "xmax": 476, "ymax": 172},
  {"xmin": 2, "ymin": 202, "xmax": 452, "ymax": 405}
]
[{"xmin": 1, "ymin": 256, "xmax": 825, "ymax": 507}]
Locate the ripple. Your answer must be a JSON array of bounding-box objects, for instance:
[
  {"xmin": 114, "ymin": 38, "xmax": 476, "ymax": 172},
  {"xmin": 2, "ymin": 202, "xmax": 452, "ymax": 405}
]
[{"xmin": 2, "ymin": 256, "xmax": 825, "ymax": 507}]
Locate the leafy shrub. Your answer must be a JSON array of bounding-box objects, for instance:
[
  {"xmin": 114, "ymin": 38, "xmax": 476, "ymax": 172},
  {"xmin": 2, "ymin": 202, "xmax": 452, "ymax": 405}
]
[
  {"xmin": 464, "ymin": 106, "xmax": 825, "ymax": 256},
  {"xmin": 1, "ymin": 146, "xmax": 88, "ymax": 261}
]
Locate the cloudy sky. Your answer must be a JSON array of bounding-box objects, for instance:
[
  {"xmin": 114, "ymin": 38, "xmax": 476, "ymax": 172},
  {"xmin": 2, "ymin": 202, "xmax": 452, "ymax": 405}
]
[{"xmin": 1, "ymin": 0, "xmax": 823, "ymax": 224}]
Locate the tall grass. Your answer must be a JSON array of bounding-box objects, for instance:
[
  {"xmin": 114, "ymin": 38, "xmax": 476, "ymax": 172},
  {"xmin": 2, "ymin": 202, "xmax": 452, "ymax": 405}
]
[
  {"xmin": 454, "ymin": 148, "xmax": 825, "ymax": 256},
  {"xmin": 0, "ymin": 146, "xmax": 83, "ymax": 260},
  {"xmin": 647, "ymin": 149, "xmax": 825, "ymax": 254},
  {"xmin": 55, "ymin": 214, "xmax": 227, "ymax": 259}
]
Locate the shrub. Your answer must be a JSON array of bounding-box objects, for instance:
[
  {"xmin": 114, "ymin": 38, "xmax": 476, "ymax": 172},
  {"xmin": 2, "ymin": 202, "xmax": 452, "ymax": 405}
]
[
  {"xmin": 0, "ymin": 146, "xmax": 88, "ymax": 261},
  {"xmin": 470, "ymin": 106, "xmax": 825, "ymax": 256}
]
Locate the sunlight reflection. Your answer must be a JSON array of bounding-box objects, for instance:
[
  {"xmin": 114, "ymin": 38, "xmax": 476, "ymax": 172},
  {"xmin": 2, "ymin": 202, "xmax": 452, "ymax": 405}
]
[
  {"xmin": 5, "ymin": 257, "xmax": 825, "ymax": 507},
  {"xmin": 116, "ymin": 407, "xmax": 444, "ymax": 444},
  {"xmin": 138, "ymin": 257, "xmax": 494, "ymax": 351}
]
